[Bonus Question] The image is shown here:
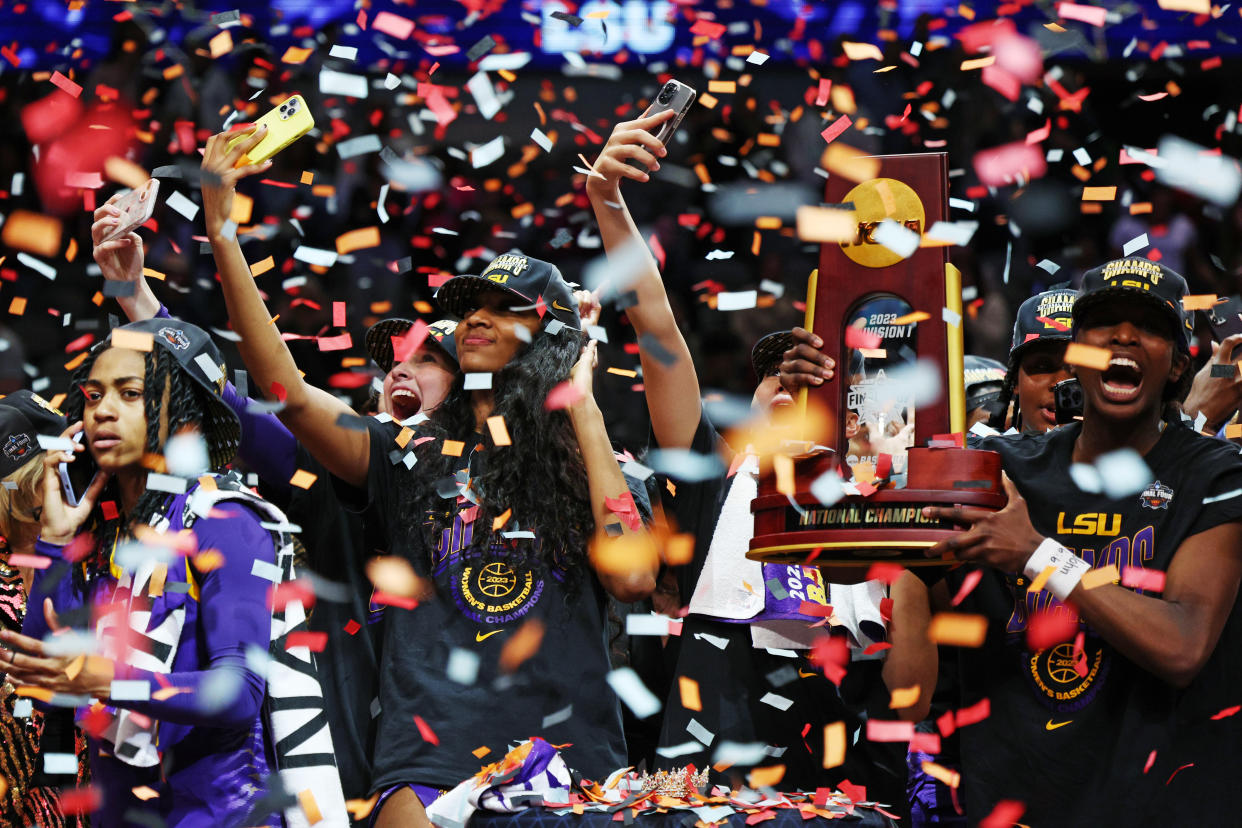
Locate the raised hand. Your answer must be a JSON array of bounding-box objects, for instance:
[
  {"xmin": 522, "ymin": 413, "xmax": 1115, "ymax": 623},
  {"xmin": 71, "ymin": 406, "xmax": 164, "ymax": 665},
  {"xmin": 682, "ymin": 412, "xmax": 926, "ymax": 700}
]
[
  {"xmin": 40, "ymin": 422, "xmax": 109, "ymax": 545},
  {"xmin": 92, "ymin": 191, "xmax": 145, "ymax": 282},
  {"xmin": 1183, "ymin": 332, "xmax": 1242, "ymax": 434},
  {"xmin": 201, "ymin": 125, "xmax": 273, "ymax": 239},
  {"xmin": 586, "ymin": 109, "xmax": 675, "ymax": 199},
  {"xmin": 779, "ymin": 326, "xmax": 836, "ymax": 390}
]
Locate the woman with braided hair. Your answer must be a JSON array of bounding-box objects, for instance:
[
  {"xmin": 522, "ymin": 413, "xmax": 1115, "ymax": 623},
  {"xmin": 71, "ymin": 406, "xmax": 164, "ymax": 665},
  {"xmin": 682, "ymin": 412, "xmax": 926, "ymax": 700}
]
[{"xmin": 0, "ymin": 318, "xmax": 347, "ymax": 826}]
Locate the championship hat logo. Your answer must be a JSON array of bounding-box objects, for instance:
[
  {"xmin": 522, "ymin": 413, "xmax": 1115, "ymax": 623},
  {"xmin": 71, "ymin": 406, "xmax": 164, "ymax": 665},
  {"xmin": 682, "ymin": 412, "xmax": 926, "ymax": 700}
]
[
  {"xmin": 3, "ymin": 433, "xmax": 33, "ymax": 461},
  {"xmin": 157, "ymin": 326, "xmax": 192, "ymax": 350}
]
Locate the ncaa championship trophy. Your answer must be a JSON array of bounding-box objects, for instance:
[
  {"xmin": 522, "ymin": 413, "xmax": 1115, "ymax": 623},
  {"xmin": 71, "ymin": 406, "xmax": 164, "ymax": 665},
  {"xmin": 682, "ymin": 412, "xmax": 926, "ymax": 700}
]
[{"xmin": 748, "ymin": 153, "xmax": 1005, "ymax": 583}]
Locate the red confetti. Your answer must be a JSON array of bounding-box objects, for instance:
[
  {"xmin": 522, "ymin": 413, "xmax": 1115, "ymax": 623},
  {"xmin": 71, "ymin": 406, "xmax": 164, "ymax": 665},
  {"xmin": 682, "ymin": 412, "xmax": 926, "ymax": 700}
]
[
  {"xmin": 836, "ymin": 781, "xmax": 866, "ymax": 804},
  {"xmin": 332, "ymin": 301, "xmax": 346, "ymax": 327},
  {"xmin": 1026, "ymin": 608, "xmax": 1079, "ymax": 651},
  {"xmin": 820, "ymin": 114, "xmax": 852, "ymax": 145},
  {"xmin": 604, "ymin": 491, "xmax": 642, "ymax": 532},
  {"xmin": 1166, "ymin": 763, "xmax": 1194, "ymax": 785},
  {"xmin": 954, "ymin": 698, "xmax": 991, "ymax": 727},
  {"xmin": 974, "ymin": 141, "xmax": 1047, "ymax": 187},
  {"xmin": 797, "ymin": 601, "xmax": 834, "ymax": 617},
  {"xmin": 815, "ymin": 79, "xmax": 832, "ymax": 107},
  {"xmin": 285, "ymin": 631, "xmax": 328, "ymax": 652},
  {"xmin": 269, "ymin": 578, "xmax": 316, "ymax": 613},
  {"xmin": 344, "ymin": 619, "xmax": 361, "ymax": 636},
  {"xmin": 317, "ymin": 332, "xmax": 353, "ymax": 352},
  {"xmin": 414, "ymin": 714, "xmax": 440, "ymax": 745},
  {"xmin": 864, "ymin": 562, "xmax": 904, "ymax": 584},
  {"xmin": 544, "ymin": 381, "xmax": 585, "ymax": 410},
  {"xmin": 909, "ymin": 731, "xmax": 940, "ymax": 754},
  {"xmin": 50, "ymin": 71, "xmax": 83, "ymax": 98},
  {"xmin": 865, "ymin": 719, "xmax": 914, "ymax": 742},
  {"xmin": 57, "ymin": 787, "xmax": 101, "ymax": 815},
  {"xmin": 950, "ymin": 569, "xmax": 983, "ymax": 606},
  {"xmin": 689, "ymin": 19, "xmax": 726, "ymax": 39},
  {"xmin": 1121, "ymin": 567, "xmax": 1166, "ymax": 593},
  {"xmin": 1210, "ymin": 705, "xmax": 1241, "ymax": 720},
  {"xmin": 100, "ymin": 501, "xmax": 119, "ymax": 521},
  {"xmin": 861, "ymin": 641, "xmax": 892, "ymax": 655},
  {"xmin": 1143, "ymin": 750, "xmax": 1157, "ymax": 774},
  {"xmin": 372, "ymin": 591, "xmax": 418, "ymax": 610},
  {"xmin": 392, "ymin": 320, "xmax": 430, "ymax": 365},
  {"xmin": 979, "ymin": 800, "xmax": 1025, "ymax": 828}
]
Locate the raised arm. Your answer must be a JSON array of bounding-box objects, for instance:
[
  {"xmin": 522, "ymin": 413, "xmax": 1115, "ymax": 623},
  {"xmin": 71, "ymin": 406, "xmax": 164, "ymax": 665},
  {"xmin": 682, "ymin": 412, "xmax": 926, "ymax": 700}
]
[
  {"xmin": 201, "ymin": 127, "xmax": 370, "ymax": 488},
  {"xmin": 883, "ymin": 571, "xmax": 937, "ymax": 722},
  {"xmin": 570, "ymin": 340, "xmax": 657, "ymax": 602},
  {"xmin": 586, "ymin": 111, "xmax": 700, "ymax": 451},
  {"xmin": 94, "ymin": 195, "xmax": 300, "ymax": 487}
]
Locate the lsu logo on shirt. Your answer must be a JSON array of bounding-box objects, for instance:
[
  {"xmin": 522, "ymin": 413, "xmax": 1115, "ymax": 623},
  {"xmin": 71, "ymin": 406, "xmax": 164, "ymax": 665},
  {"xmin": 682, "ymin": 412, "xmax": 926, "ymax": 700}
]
[{"xmin": 1055, "ymin": 512, "xmax": 1122, "ymax": 536}]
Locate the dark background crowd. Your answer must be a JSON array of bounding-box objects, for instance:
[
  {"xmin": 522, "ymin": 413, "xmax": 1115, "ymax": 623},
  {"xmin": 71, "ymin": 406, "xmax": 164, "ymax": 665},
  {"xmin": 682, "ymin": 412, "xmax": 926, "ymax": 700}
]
[{"xmin": 0, "ymin": 1, "xmax": 1240, "ymax": 452}]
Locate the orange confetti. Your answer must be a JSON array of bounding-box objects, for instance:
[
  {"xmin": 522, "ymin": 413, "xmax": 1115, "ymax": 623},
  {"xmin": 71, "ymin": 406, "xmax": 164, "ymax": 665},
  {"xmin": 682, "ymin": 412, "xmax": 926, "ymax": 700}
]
[
  {"xmin": 927, "ymin": 612, "xmax": 988, "ymax": 647},
  {"xmin": 493, "ymin": 507, "xmax": 512, "ymax": 530},
  {"xmin": 678, "ymin": 676, "xmax": 702, "ymax": 711},
  {"xmin": 298, "ymin": 789, "xmax": 323, "ymax": 824},
  {"xmin": 442, "ymin": 439, "xmax": 465, "ymax": 457},
  {"xmin": 209, "ymin": 30, "xmax": 233, "ymax": 58},
  {"xmin": 472, "ymin": 746, "xmax": 492, "ymax": 758},
  {"xmin": 289, "ymin": 469, "xmax": 319, "ymax": 489},
  {"xmin": 823, "ymin": 722, "xmax": 846, "ymax": 768},
  {"xmin": 1182, "ymin": 295, "xmax": 1221, "ymax": 311},
  {"xmin": 1063, "ymin": 342, "xmax": 1111, "ymax": 371},
  {"xmin": 499, "ymin": 618, "xmax": 545, "ymax": 672},
  {"xmin": 336, "ymin": 226, "xmax": 381, "ymax": 255},
  {"xmin": 707, "ymin": 80, "xmax": 737, "ymax": 94},
  {"xmin": 1082, "ymin": 186, "xmax": 1117, "ymax": 201},
  {"xmin": 9, "ymin": 297, "xmax": 27, "ymax": 316},
  {"xmin": 300, "ymin": 170, "xmax": 314, "ymax": 185},
  {"xmin": 250, "ymin": 256, "xmax": 275, "ymax": 277},
  {"xmin": 281, "ymin": 46, "xmax": 314, "ymax": 65},
  {"xmin": 487, "ymin": 415, "xmax": 512, "ymax": 447},
  {"xmin": 748, "ymin": 765, "xmax": 785, "ymax": 789},
  {"xmin": 1080, "ymin": 564, "xmax": 1120, "ymax": 590},
  {"xmin": 1, "ymin": 210, "xmax": 62, "ymax": 258},
  {"xmin": 890, "ymin": 685, "xmax": 921, "ymax": 709},
  {"xmin": 111, "ymin": 329, "xmax": 154, "ymax": 352},
  {"xmin": 230, "ymin": 192, "xmax": 254, "ymax": 225}
]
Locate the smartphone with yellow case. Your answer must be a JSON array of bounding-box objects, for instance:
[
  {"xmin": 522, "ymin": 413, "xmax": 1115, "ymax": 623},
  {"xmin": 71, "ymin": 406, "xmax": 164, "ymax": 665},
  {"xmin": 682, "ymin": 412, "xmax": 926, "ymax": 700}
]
[{"xmin": 227, "ymin": 94, "xmax": 314, "ymax": 167}]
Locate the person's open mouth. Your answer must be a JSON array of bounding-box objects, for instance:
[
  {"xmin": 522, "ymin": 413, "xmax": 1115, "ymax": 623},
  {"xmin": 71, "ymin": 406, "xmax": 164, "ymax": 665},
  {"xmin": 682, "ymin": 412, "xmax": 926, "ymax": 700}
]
[{"xmin": 1100, "ymin": 355, "xmax": 1142, "ymax": 404}]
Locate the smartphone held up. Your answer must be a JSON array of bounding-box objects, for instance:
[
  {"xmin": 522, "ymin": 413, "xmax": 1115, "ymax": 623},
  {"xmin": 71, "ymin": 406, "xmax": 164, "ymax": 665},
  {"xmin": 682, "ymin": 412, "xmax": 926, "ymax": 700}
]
[
  {"xmin": 226, "ymin": 94, "xmax": 315, "ymax": 167},
  {"xmin": 640, "ymin": 80, "xmax": 696, "ymax": 145}
]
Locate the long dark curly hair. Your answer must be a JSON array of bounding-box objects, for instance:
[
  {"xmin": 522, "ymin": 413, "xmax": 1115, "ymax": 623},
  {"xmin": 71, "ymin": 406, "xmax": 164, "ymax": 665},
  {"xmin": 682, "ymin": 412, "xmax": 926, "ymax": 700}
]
[
  {"xmin": 396, "ymin": 329, "xmax": 594, "ymax": 580},
  {"xmin": 63, "ymin": 345, "xmax": 212, "ymax": 558}
]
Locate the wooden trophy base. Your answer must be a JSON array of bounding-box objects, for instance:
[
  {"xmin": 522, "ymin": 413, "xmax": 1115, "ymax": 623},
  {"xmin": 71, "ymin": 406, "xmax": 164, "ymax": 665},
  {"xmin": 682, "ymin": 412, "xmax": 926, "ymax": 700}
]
[{"xmin": 747, "ymin": 447, "xmax": 1005, "ymax": 584}]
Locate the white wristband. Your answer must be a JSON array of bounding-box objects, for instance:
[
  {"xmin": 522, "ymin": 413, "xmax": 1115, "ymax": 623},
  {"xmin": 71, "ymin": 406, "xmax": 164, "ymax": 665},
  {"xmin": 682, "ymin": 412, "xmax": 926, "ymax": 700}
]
[{"xmin": 1023, "ymin": 538, "xmax": 1092, "ymax": 601}]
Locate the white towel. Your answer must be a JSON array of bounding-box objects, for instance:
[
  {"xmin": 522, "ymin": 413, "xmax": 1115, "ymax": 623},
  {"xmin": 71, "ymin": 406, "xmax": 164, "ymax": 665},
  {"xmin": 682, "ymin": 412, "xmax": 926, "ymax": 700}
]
[{"xmin": 688, "ymin": 456, "xmax": 764, "ymax": 620}]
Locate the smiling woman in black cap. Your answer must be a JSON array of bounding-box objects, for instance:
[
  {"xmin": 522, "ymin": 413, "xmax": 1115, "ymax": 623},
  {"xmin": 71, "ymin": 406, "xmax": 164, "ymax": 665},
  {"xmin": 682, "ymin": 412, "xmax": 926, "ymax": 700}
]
[
  {"xmin": 0, "ymin": 318, "xmax": 347, "ymax": 826},
  {"xmin": 204, "ymin": 127, "xmax": 655, "ymax": 828},
  {"xmin": 922, "ymin": 258, "xmax": 1242, "ymax": 825}
]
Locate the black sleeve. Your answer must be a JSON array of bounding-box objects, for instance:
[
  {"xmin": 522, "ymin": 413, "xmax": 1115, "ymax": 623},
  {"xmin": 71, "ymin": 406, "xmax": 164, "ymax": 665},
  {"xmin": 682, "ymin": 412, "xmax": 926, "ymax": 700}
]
[
  {"xmin": 652, "ymin": 411, "xmax": 730, "ymax": 537},
  {"xmin": 330, "ymin": 416, "xmax": 404, "ymax": 538}
]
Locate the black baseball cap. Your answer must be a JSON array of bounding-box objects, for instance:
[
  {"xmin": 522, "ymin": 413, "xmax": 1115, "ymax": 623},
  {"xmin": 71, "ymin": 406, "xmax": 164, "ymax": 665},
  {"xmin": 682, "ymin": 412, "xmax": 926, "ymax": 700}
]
[
  {"xmin": 964, "ymin": 355, "xmax": 1007, "ymax": 411},
  {"xmin": 436, "ymin": 253, "xmax": 580, "ymax": 329},
  {"xmin": 751, "ymin": 330, "xmax": 793, "ymax": 379},
  {"xmin": 0, "ymin": 391, "xmax": 67, "ymax": 479},
  {"xmin": 1073, "ymin": 257, "xmax": 1192, "ymax": 353},
  {"xmin": 364, "ymin": 318, "xmax": 458, "ymax": 374},
  {"xmin": 83, "ymin": 319, "xmax": 241, "ymax": 470},
  {"xmin": 1009, "ymin": 286, "xmax": 1075, "ymax": 364}
]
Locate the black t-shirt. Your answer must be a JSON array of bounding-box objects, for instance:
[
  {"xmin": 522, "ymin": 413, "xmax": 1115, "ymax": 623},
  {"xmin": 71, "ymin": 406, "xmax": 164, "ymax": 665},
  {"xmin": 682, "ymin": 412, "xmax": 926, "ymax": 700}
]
[
  {"xmin": 339, "ymin": 416, "xmax": 635, "ymax": 791},
  {"xmin": 953, "ymin": 421, "xmax": 1242, "ymax": 825},
  {"xmin": 258, "ymin": 444, "xmax": 384, "ymax": 818}
]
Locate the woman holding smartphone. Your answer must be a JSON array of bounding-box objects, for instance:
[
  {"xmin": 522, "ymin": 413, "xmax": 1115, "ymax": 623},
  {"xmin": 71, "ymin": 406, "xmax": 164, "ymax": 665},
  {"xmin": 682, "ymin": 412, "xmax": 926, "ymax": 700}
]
[{"xmin": 202, "ymin": 126, "xmax": 656, "ymax": 828}]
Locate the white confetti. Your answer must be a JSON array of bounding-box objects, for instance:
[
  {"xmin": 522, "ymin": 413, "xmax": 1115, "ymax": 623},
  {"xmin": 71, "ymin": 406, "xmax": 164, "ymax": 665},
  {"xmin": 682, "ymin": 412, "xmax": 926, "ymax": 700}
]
[
  {"xmin": 336, "ymin": 134, "xmax": 382, "ymax": 159},
  {"xmin": 746, "ymin": 50, "xmax": 770, "ymax": 65},
  {"xmin": 693, "ymin": 631, "xmax": 730, "ymax": 650},
  {"xmin": 446, "ymin": 648, "xmax": 480, "ymax": 685},
  {"xmin": 251, "ymin": 559, "xmax": 284, "ymax": 583},
  {"xmin": 329, "ymin": 45, "xmax": 358, "ymax": 60},
  {"xmin": 146, "ymin": 472, "xmax": 188, "ymax": 494},
  {"xmin": 1095, "ymin": 448, "xmax": 1152, "ymax": 498},
  {"xmin": 463, "ymin": 372, "xmax": 493, "ymax": 390},
  {"xmin": 626, "ymin": 614, "xmax": 673, "ymax": 636},
  {"xmin": 1154, "ymin": 135, "xmax": 1242, "ymax": 207},
  {"xmin": 716, "ymin": 290, "xmax": 757, "ymax": 311},
  {"xmin": 293, "ymin": 246, "xmax": 339, "ymax": 267},
  {"xmin": 606, "ymin": 667, "xmax": 661, "ymax": 719},
  {"xmin": 1122, "ymin": 233, "xmax": 1149, "ymax": 256},
  {"xmin": 471, "ymin": 135, "xmax": 505, "ymax": 168},
  {"xmin": 467, "ymin": 71, "xmax": 501, "ymax": 120},
  {"xmin": 924, "ymin": 220, "xmax": 978, "ymax": 246},
  {"xmin": 43, "ymin": 753, "xmax": 78, "ymax": 775},
  {"xmin": 319, "ymin": 69, "xmax": 369, "ymax": 98},
  {"xmin": 656, "ymin": 740, "xmax": 705, "ymax": 758},
  {"xmin": 193, "ymin": 353, "xmax": 223, "ymax": 383},
  {"xmin": 942, "ymin": 307, "xmax": 962, "ymax": 327},
  {"xmin": 759, "ymin": 692, "xmax": 793, "ymax": 711},
  {"xmin": 531, "ymin": 128, "xmax": 554, "ymax": 153},
  {"xmin": 873, "ymin": 218, "xmax": 920, "ymax": 259},
  {"xmin": 384, "ymin": 73, "xmax": 401, "ymax": 90},
  {"xmin": 109, "ymin": 680, "xmax": 151, "ymax": 701},
  {"xmin": 17, "ymin": 252, "xmax": 56, "ymax": 280},
  {"xmin": 686, "ymin": 717, "xmax": 715, "ymax": 746},
  {"xmin": 165, "ymin": 190, "xmax": 199, "ymax": 221}
]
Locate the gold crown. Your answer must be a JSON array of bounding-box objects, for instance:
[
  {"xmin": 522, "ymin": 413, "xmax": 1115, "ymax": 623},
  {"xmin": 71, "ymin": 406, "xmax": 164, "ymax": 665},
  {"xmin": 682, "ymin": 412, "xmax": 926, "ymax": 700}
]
[{"xmin": 637, "ymin": 767, "xmax": 709, "ymax": 799}]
